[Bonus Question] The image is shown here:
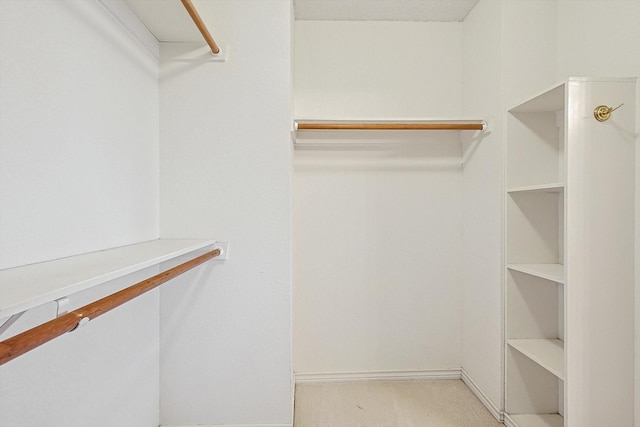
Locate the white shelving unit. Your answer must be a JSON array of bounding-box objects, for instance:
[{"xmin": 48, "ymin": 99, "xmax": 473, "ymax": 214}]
[
  {"xmin": 504, "ymin": 77, "xmax": 636, "ymax": 427},
  {"xmin": 0, "ymin": 239, "xmax": 218, "ymax": 320}
]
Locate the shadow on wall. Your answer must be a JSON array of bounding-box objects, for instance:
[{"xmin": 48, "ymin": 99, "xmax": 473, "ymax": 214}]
[{"xmin": 294, "ymin": 128, "xmax": 491, "ymax": 171}]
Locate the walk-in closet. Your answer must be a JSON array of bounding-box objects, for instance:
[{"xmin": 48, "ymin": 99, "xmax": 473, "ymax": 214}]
[{"xmin": 0, "ymin": 1, "xmax": 638, "ymax": 427}]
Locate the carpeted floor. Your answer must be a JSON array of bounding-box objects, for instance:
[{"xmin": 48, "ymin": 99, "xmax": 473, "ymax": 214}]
[{"xmin": 294, "ymin": 379, "xmax": 503, "ymax": 427}]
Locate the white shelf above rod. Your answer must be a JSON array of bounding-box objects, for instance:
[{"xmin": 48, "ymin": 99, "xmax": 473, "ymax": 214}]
[
  {"xmin": 0, "ymin": 239, "xmax": 226, "ymax": 321},
  {"xmin": 0, "ymin": 245, "xmax": 224, "ymax": 366}
]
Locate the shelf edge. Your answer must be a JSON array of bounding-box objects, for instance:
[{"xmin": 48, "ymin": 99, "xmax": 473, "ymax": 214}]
[
  {"xmin": 0, "ymin": 239, "xmax": 217, "ymax": 319},
  {"xmin": 507, "ymin": 264, "xmax": 565, "ymax": 284},
  {"xmin": 507, "ymin": 183, "xmax": 564, "ymax": 194}
]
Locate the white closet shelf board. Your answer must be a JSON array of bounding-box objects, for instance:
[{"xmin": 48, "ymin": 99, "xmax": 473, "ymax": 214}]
[
  {"xmin": 509, "ymin": 83, "xmax": 565, "ymax": 113},
  {"xmin": 507, "ymin": 264, "xmax": 564, "ymax": 284},
  {"xmin": 508, "ymin": 339, "xmax": 564, "ymax": 380},
  {"xmin": 507, "ymin": 413, "xmax": 564, "ymax": 427},
  {"xmin": 507, "ymin": 183, "xmax": 564, "ymax": 194},
  {"xmin": 0, "ymin": 239, "xmax": 217, "ymax": 319}
]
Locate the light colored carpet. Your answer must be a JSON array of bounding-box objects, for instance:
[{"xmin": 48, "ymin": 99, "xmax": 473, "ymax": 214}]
[{"xmin": 294, "ymin": 379, "xmax": 503, "ymax": 427}]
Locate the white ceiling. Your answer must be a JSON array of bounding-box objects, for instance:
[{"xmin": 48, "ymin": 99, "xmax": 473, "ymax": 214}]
[
  {"xmin": 294, "ymin": 0, "xmax": 480, "ymax": 22},
  {"xmin": 122, "ymin": 0, "xmax": 480, "ymax": 43}
]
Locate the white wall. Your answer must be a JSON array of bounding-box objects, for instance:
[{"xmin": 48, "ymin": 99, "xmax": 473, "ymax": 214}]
[
  {"xmin": 500, "ymin": 0, "xmax": 557, "ymax": 108},
  {"xmin": 0, "ymin": 0, "xmax": 159, "ymax": 270},
  {"xmin": 556, "ymin": 0, "xmax": 640, "ymax": 82},
  {"xmin": 0, "ymin": 1, "xmax": 160, "ymax": 426},
  {"xmin": 460, "ymin": 0, "xmax": 559, "ymax": 415},
  {"xmin": 460, "ymin": 0, "xmax": 504, "ymax": 414},
  {"xmin": 158, "ymin": 1, "xmax": 293, "ymax": 425},
  {"xmin": 295, "ymin": 21, "xmax": 463, "ymax": 118},
  {"xmin": 293, "ymin": 21, "xmax": 465, "ymax": 375}
]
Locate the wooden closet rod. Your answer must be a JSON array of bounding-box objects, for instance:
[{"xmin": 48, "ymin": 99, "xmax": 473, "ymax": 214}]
[
  {"xmin": 0, "ymin": 247, "xmax": 221, "ymax": 366},
  {"xmin": 296, "ymin": 122, "xmax": 486, "ymax": 131},
  {"xmin": 180, "ymin": 0, "xmax": 220, "ymax": 54}
]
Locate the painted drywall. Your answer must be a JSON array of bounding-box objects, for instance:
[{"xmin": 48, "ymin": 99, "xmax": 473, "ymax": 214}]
[
  {"xmin": 0, "ymin": 0, "xmax": 159, "ymax": 270},
  {"xmin": 0, "ymin": 1, "xmax": 160, "ymax": 426},
  {"xmin": 295, "ymin": 21, "xmax": 463, "ymax": 119},
  {"xmin": 294, "ymin": 147, "xmax": 464, "ymax": 374},
  {"xmin": 556, "ymin": 0, "xmax": 640, "ymax": 82},
  {"xmin": 500, "ymin": 0, "xmax": 558, "ymax": 108},
  {"xmin": 460, "ymin": 0, "xmax": 504, "ymax": 414},
  {"xmin": 459, "ymin": 0, "xmax": 558, "ymax": 415},
  {"xmin": 293, "ymin": 21, "xmax": 464, "ymax": 375},
  {"xmin": 158, "ymin": 1, "xmax": 293, "ymax": 425}
]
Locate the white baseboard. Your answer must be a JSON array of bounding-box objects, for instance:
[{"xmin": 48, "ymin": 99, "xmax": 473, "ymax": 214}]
[
  {"xmin": 502, "ymin": 413, "xmax": 517, "ymax": 427},
  {"xmin": 461, "ymin": 368, "xmax": 504, "ymax": 422},
  {"xmin": 294, "ymin": 368, "xmax": 505, "ymax": 425},
  {"xmin": 294, "ymin": 368, "xmax": 462, "ymax": 383}
]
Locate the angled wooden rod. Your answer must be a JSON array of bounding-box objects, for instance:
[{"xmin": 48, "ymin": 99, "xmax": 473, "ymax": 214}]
[
  {"xmin": 0, "ymin": 248, "xmax": 221, "ymax": 366},
  {"xmin": 296, "ymin": 122, "xmax": 485, "ymax": 131},
  {"xmin": 180, "ymin": 0, "xmax": 220, "ymax": 54}
]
